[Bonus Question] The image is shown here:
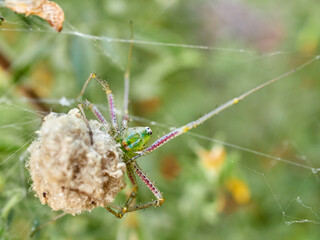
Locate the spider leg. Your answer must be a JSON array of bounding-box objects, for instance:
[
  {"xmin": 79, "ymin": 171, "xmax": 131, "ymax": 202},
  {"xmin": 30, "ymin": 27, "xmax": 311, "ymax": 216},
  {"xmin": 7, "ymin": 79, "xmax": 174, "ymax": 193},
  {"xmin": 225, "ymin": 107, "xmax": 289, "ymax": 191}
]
[
  {"xmin": 104, "ymin": 162, "xmax": 164, "ymax": 217},
  {"xmin": 125, "ymin": 162, "xmax": 164, "ymax": 212},
  {"xmin": 80, "ymin": 100, "xmax": 109, "ymax": 131},
  {"xmin": 104, "ymin": 164, "xmax": 139, "ymax": 218},
  {"xmin": 129, "ymin": 58, "xmax": 320, "ymax": 162},
  {"xmin": 113, "ymin": 126, "xmax": 126, "ymax": 139},
  {"xmin": 78, "ymin": 73, "xmax": 119, "ymax": 131},
  {"xmin": 128, "ymin": 97, "xmax": 241, "ymax": 162},
  {"xmin": 122, "ymin": 22, "xmax": 134, "ymax": 129},
  {"xmin": 78, "ymin": 103, "xmax": 93, "ymax": 145}
]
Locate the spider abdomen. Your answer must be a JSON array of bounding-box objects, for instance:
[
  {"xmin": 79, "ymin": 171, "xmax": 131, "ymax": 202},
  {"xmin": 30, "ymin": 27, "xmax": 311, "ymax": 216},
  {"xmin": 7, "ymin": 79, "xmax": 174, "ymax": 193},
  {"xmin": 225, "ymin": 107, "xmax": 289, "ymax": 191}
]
[{"xmin": 121, "ymin": 127, "xmax": 152, "ymax": 152}]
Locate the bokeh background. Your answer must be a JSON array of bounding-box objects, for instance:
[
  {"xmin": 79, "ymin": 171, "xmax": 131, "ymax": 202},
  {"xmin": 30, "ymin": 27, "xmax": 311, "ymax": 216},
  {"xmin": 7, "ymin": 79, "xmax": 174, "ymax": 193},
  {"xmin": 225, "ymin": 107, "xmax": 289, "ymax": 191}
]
[{"xmin": 0, "ymin": 0, "xmax": 320, "ymax": 239}]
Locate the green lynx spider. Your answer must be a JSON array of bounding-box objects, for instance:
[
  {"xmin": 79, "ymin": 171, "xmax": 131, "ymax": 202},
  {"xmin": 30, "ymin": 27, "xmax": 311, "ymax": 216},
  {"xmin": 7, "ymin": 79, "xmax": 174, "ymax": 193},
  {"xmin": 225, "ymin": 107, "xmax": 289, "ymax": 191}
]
[{"xmin": 76, "ymin": 33, "xmax": 319, "ymax": 219}]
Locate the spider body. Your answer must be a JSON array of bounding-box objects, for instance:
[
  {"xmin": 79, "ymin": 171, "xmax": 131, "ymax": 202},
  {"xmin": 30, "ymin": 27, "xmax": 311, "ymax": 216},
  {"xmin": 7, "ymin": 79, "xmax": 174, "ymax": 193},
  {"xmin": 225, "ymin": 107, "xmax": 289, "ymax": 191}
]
[{"xmin": 120, "ymin": 127, "xmax": 153, "ymax": 152}]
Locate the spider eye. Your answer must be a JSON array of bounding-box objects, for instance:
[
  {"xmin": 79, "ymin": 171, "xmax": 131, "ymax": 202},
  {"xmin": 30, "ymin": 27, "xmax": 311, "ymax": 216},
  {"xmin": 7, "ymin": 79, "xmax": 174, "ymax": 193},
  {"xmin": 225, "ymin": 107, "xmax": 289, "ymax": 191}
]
[{"xmin": 146, "ymin": 127, "xmax": 152, "ymax": 135}]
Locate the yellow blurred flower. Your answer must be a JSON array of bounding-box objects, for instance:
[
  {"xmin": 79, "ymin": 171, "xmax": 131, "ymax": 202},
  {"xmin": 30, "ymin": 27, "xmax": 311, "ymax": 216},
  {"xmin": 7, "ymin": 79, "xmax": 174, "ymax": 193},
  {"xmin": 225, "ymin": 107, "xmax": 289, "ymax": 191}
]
[
  {"xmin": 226, "ymin": 178, "xmax": 251, "ymax": 205},
  {"xmin": 198, "ymin": 145, "xmax": 226, "ymax": 174},
  {"xmin": 30, "ymin": 63, "xmax": 53, "ymax": 97}
]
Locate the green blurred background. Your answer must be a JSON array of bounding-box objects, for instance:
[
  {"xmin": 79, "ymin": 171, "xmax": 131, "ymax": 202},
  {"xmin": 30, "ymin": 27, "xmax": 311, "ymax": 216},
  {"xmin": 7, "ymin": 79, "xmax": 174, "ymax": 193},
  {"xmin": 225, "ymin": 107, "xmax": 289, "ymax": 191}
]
[{"xmin": 0, "ymin": 0, "xmax": 320, "ymax": 239}]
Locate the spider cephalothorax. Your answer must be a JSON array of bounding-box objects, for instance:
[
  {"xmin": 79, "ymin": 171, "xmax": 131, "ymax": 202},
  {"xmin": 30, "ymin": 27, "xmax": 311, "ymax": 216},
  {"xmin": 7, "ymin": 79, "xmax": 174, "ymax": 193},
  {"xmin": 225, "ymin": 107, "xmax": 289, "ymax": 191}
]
[{"xmin": 120, "ymin": 127, "xmax": 153, "ymax": 152}]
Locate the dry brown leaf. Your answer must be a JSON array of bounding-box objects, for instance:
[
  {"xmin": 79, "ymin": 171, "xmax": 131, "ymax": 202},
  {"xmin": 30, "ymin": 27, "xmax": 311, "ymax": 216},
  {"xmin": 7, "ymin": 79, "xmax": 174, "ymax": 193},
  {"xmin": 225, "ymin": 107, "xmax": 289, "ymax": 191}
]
[{"xmin": 5, "ymin": 0, "xmax": 65, "ymax": 31}]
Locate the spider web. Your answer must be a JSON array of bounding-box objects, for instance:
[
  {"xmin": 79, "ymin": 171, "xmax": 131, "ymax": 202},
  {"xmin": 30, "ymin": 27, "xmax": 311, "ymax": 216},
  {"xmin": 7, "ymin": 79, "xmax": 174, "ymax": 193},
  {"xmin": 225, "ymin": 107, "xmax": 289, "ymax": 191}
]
[{"xmin": 0, "ymin": 1, "xmax": 320, "ymax": 239}]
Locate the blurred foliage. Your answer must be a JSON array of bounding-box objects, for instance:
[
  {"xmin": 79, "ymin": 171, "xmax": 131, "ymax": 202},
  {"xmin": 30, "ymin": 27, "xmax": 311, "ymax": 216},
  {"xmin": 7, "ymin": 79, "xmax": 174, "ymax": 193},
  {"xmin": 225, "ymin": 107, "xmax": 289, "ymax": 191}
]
[{"xmin": 0, "ymin": 0, "xmax": 320, "ymax": 239}]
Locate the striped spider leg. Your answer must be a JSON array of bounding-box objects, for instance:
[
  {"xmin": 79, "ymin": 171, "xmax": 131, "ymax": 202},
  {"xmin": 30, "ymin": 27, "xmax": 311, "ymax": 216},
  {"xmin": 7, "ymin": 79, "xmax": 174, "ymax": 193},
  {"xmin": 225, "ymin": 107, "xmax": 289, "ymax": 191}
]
[
  {"xmin": 129, "ymin": 56, "xmax": 320, "ymax": 162},
  {"xmin": 78, "ymin": 73, "xmax": 119, "ymax": 132},
  {"xmin": 122, "ymin": 22, "xmax": 134, "ymax": 130},
  {"xmin": 105, "ymin": 162, "xmax": 164, "ymax": 218}
]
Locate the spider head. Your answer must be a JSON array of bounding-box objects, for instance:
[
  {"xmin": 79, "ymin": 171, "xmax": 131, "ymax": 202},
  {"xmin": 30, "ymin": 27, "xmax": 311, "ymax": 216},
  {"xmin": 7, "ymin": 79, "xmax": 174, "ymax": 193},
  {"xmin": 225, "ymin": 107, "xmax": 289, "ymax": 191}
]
[
  {"xmin": 121, "ymin": 126, "xmax": 153, "ymax": 152},
  {"xmin": 145, "ymin": 127, "xmax": 152, "ymax": 136}
]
